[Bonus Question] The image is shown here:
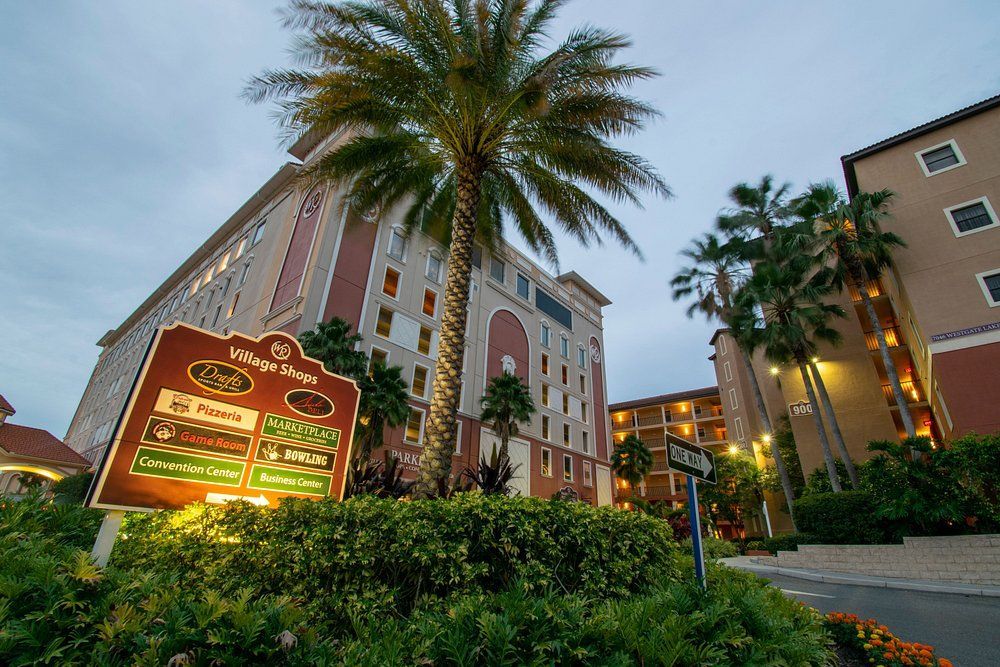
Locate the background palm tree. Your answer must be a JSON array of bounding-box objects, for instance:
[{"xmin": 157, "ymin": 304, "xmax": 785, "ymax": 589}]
[
  {"xmin": 797, "ymin": 183, "xmax": 915, "ymax": 439},
  {"xmin": 735, "ymin": 252, "xmax": 847, "ymax": 492},
  {"xmin": 248, "ymin": 0, "xmax": 669, "ymax": 497},
  {"xmin": 298, "ymin": 317, "xmax": 368, "ymax": 380},
  {"xmin": 670, "ymin": 233, "xmax": 799, "ymax": 529},
  {"xmin": 479, "ymin": 371, "xmax": 535, "ymax": 464},
  {"xmin": 611, "ymin": 434, "xmax": 653, "ymax": 495},
  {"xmin": 356, "ymin": 362, "xmax": 411, "ymax": 459},
  {"xmin": 716, "ymin": 174, "xmax": 793, "ymax": 257}
]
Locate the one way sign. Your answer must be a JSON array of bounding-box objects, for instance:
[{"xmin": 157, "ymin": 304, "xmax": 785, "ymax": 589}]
[{"xmin": 667, "ymin": 438, "xmax": 717, "ymax": 485}]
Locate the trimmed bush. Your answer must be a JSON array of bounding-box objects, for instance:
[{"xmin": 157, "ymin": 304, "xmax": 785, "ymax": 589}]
[
  {"xmin": 50, "ymin": 472, "xmax": 94, "ymax": 504},
  {"xmin": 681, "ymin": 536, "xmax": 738, "ymax": 559},
  {"xmin": 793, "ymin": 490, "xmax": 887, "ymax": 544},
  {"xmin": 114, "ymin": 494, "xmax": 683, "ymax": 629},
  {"xmin": 763, "ymin": 532, "xmax": 818, "ymax": 553}
]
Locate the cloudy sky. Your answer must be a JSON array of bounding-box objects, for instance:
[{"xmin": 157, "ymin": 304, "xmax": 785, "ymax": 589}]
[{"xmin": 1, "ymin": 1, "xmax": 998, "ymax": 437}]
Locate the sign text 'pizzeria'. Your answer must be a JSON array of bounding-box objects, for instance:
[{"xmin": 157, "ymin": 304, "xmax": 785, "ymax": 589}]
[{"xmin": 87, "ymin": 323, "xmax": 361, "ymax": 512}]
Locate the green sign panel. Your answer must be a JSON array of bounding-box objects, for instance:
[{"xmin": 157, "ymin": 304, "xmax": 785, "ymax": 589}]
[
  {"xmin": 667, "ymin": 438, "xmax": 717, "ymax": 485},
  {"xmin": 255, "ymin": 439, "xmax": 336, "ymax": 472},
  {"xmin": 141, "ymin": 416, "xmax": 252, "ymax": 459},
  {"xmin": 247, "ymin": 464, "xmax": 332, "ymax": 497},
  {"xmin": 130, "ymin": 446, "xmax": 245, "ymax": 486},
  {"xmin": 261, "ymin": 413, "xmax": 340, "ymax": 449}
]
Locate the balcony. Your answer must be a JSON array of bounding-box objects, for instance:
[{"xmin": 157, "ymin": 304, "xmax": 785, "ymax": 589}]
[
  {"xmin": 636, "ymin": 414, "xmax": 663, "ymax": 427},
  {"xmin": 611, "ymin": 416, "xmax": 636, "ymax": 431},
  {"xmin": 642, "ymin": 486, "xmax": 683, "ymax": 500},
  {"xmin": 849, "ymin": 279, "xmax": 885, "ymax": 303},
  {"xmin": 882, "ymin": 380, "xmax": 924, "ymax": 405},
  {"xmin": 863, "ymin": 326, "xmax": 904, "ymax": 352},
  {"xmin": 665, "ymin": 411, "xmax": 693, "ymax": 423},
  {"xmin": 642, "ymin": 436, "xmax": 666, "ymax": 449},
  {"xmin": 649, "ymin": 461, "xmax": 672, "ymax": 473}
]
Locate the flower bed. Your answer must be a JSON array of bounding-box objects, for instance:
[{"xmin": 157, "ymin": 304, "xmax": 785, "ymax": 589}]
[{"xmin": 824, "ymin": 613, "xmax": 952, "ymax": 667}]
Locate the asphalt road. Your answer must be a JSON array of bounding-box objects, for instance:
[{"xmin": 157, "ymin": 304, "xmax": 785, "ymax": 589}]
[{"xmin": 761, "ymin": 573, "xmax": 1000, "ymax": 666}]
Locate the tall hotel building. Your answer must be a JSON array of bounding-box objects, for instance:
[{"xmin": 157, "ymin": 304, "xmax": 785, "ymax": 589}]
[{"xmin": 64, "ymin": 131, "xmax": 617, "ymax": 505}]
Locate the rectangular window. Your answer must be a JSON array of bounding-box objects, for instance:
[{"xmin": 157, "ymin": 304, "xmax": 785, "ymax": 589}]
[
  {"xmin": 535, "ymin": 288, "xmax": 573, "ymax": 329},
  {"xmin": 235, "ymin": 235, "xmax": 248, "ymax": 257},
  {"xmin": 382, "ymin": 266, "xmax": 401, "ymax": 298},
  {"xmin": 540, "ymin": 322, "xmax": 551, "ymax": 348},
  {"xmin": 976, "ymin": 269, "xmax": 1000, "ymax": 306},
  {"xmin": 411, "ymin": 364, "xmax": 429, "ymax": 398},
  {"xmin": 577, "ymin": 346, "xmax": 586, "ymax": 369},
  {"xmin": 211, "ymin": 305, "xmax": 222, "ymax": 328},
  {"xmin": 541, "ymin": 447, "xmax": 552, "ymax": 477},
  {"xmin": 583, "ymin": 460, "xmax": 592, "ymax": 487},
  {"xmin": 376, "ymin": 306, "xmax": 394, "ymax": 338},
  {"xmin": 418, "ymin": 326, "xmax": 433, "ymax": 355},
  {"xmin": 422, "ymin": 288, "xmax": 437, "ymax": 317},
  {"xmin": 426, "ymin": 253, "xmax": 443, "ymax": 283},
  {"xmin": 582, "ymin": 430, "xmax": 590, "ymax": 453},
  {"xmin": 541, "ymin": 414, "xmax": 551, "ymax": 440},
  {"xmin": 735, "ymin": 417, "xmax": 745, "ymax": 441},
  {"xmin": 471, "ymin": 245, "xmax": 482, "ymax": 269},
  {"xmin": 454, "ymin": 420, "xmax": 463, "ymax": 455},
  {"xmin": 562, "ymin": 393, "xmax": 569, "ymax": 415},
  {"xmin": 579, "ymin": 374, "xmax": 586, "ymax": 394},
  {"xmin": 369, "ymin": 346, "xmax": 388, "ymax": 373},
  {"xmin": 946, "ymin": 198, "xmax": 997, "ymax": 236},
  {"xmin": 541, "ymin": 353, "xmax": 549, "ymax": 376},
  {"xmin": 718, "ymin": 335, "xmax": 727, "ymax": 355},
  {"xmin": 917, "ymin": 140, "xmax": 964, "ymax": 176},
  {"xmin": 252, "ymin": 220, "xmax": 267, "ymax": 245},
  {"xmin": 388, "ymin": 228, "xmax": 407, "ymax": 261},
  {"xmin": 729, "ymin": 388, "xmax": 738, "ymax": 409},
  {"xmin": 541, "ymin": 384, "xmax": 549, "ymax": 407},
  {"xmin": 563, "ymin": 423, "xmax": 571, "ymax": 448},
  {"xmin": 581, "ymin": 402, "xmax": 588, "ymax": 424},
  {"xmin": 561, "ymin": 364, "xmax": 569, "ymax": 385},
  {"xmin": 516, "ymin": 272, "xmax": 530, "ymax": 300},
  {"xmin": 560, "ymin": 335, "xmax": 569, "ymax": 359},
  {"xmin": 218, "ymin": 250, "xmax": 232, "ymax": 273},
  {"xmin": 490, "ymin": 257, "xmax": 505, "ymax": 283},
  {"xmin": 724, "ymin": 361, "xmax": 733, "ymax": 382},
  {"xmin": 404, "ymin": 409, "xmax": 424, "ymax": 444},
  {"xmin": 563, "ymin": 453, "xmax": 573, "ymax": 482}
]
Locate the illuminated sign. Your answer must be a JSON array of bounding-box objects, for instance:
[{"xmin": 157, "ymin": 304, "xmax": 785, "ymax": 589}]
[
  {"xmin": 788, "ymin": 400, "xmax": 813, "ymax": 417},
  {"xmin": 87, "ymin": 323, "xmax": 360, "ymax": 512}
]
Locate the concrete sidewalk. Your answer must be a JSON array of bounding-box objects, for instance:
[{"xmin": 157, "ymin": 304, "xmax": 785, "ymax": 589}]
[{"xmin": 720, "ymin": 556, "xmax": 1000, "ymax": 597}]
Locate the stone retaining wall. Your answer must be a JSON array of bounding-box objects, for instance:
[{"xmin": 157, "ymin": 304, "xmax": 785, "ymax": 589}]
[{"xmin": 751, "ymin": 534, "xmax": 1000, "ymax": 585}]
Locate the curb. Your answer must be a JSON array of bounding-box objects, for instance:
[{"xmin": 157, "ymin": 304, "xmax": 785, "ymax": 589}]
[{"xmin": 725, "ymin": 561, "xmax": 1000, "ymax": 597}]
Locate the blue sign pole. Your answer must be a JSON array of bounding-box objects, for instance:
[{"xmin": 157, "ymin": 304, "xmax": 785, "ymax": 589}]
[{"xmin": 687, "ymin": 475, "xmax": 706, "ymax": 589}]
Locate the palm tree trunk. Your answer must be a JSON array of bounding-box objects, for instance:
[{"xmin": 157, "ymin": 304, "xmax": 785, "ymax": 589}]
[
  {"xmin": 798, "ymin": 359, "xmax": 842, "ymax": 492},
  {"xmin": 808, "ymin": 362, "xmax": 858, "ymax": 486},
  {"xmin": 859, "ymin": 284, "xmax": 917, "ymax": 438},
  {"xmin": 739, "ymin": 346, "xmax": 798, "ymax": 530},
  {"xmin": 412, "ymin": 164, "xmax": 483, "ymax": 499}
]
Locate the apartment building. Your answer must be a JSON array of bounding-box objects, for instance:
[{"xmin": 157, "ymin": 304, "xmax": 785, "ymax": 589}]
[{"xmin": 64, "ymin": 131, "xmax": 616, "ymax": 505}]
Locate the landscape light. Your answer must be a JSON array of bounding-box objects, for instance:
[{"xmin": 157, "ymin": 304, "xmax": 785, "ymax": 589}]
[
  {"xmin": 811, "ymin": 356, "xmax": 820, "ymax": 364},
  {"xmin": 761, "ymin": 434, "xmax": 772, "ymax": 444},
  {"xmin": 769, "ymin": 366, "xmax": 780, "ymax": 376},
  {"xmin": 728, "ymin": 444, "xmax": 740, "ymax": 455}
]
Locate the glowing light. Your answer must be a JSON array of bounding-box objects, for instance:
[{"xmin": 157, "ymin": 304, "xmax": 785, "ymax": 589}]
[
  {"xmin": 761, "ymin": 434, "xmax": 772, "ymax": 444},
  {"xmin": 811, "ymin": 357, "xmax": 820, "ymax": 364},
  {"xmin": 727, "ymin": 444, "xmax": 740, "ymax": 455},
  {"xmin": 769, "ymin": 366, "xmax": 780, "ymax": 376}
]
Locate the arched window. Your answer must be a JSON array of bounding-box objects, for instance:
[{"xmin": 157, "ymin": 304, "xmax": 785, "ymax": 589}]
[
  {"xmin": 540, "ymin": 321, "xmax": 551, "ymax": 348},
  {"xmin": 387, "ymin": 227, "xmax": 408, "ymax": 261},
  {"xmin": 425, "ymin": 250, "xmax": 443, "ymax": 283}
]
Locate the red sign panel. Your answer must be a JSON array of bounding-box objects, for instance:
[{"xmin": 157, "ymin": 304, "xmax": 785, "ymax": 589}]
[{"xmin": 88, "ymin": 323, "xmax": 360, "ymax": 511}]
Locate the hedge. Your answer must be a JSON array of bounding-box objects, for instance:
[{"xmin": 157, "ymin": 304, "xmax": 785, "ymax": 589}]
[
  {"xmin": 113, "ymin": 493, "xmax": 684, "ymax": 628},
  {"xmin": 793, "ymin": 490, "xmax": 887, "ymax": 545}
]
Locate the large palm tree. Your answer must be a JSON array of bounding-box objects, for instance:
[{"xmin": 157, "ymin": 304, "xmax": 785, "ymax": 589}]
[
  {"xmin": 735, "ymin": 252, "xmax": 847, "ymax": 492},
  {"xmin": 480, "ymin": 371, "xmax": 535, "ymax": 463},
  {"xmin": 796, "ymin": 183, "xmax": 915, "ymax": 439},
  {"xmin": 716, "ymin": 174, "xmax": 794, "ymax": 258},
  {"xmin": 356, "ymin": 362, "xmax": 411, "ymax": 459},
  {"xmin": 611, "ymin": 434, "xmax": 653, "ymax": 493},
  {"xmin": 248, "ymin": 0, "xmax": 668, "ymax": 497},
  {"xmin": 670, "ymin": 234, "xmax": 799, "ymax": 529}
]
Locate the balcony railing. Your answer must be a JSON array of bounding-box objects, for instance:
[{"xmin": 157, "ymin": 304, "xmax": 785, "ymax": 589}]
[
  {"xmin": 642, "ymin": 486, "xmax": 682, "ymax": 500},
  {"xmin": 882, "ymin": 380, "xmax": 923, "ymax": 404},
  {"xmin": 636, "ymin": 415, "xmax": 662, "ymax": 427},
  {"xmin": 665, "ymin": 411, "xmax": 692, "ymax": 423},
  {"xmin": 650, "ymin": 461, "xmax": 672, "ymax": 472},
  {"xmin": 849, "ymin": 279, "xmax": 885, "ymax": 303},
  {"xmin": 863, "ymin": 326, "xmax": 904, "ymax": 352},
  {"xmin": 612, "ymin": 416, "xmax": 635, "ymax": 430},
  {"xmin": 643, "ymin": 437, "xmax": 666, "ymax": 449}
]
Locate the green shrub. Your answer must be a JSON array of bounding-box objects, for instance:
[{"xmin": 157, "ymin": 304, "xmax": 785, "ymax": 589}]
[
  {"xmin": 49, "ymin": 472, "xmax": 94, "ymax": 504},
  {"xmin": 793, "ymin": 491, "xmax": 887, "ymax": 544},
  {"xmin": 0, "ymin": 492, "xmax": 103, "ymax": 551},
  {"xmin": 114, "ymin": 494, "xmax": 683, "ymax": 630},
  {"xmin": 681, "ymin": 536, "xmax": 738, "ymax": 559},
  {"xmin": 763, "ymin": 532, "xmax": 818, "ymax": 553},
  {"xmin": 744, "ymin": 540, "xmax": 767, "ymax": 552}
]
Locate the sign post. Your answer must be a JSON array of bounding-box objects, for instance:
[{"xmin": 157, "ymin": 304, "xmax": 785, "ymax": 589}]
[
  {"xmin": 85, "ymin": 323, "xmax": 361, "ymax": 563},
  {"xmin": 667, "ymin": 436, "xmax": 717, "ymax": 590}
]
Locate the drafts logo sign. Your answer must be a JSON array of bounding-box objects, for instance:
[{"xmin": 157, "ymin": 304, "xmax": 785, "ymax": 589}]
[
  {"xmin": 187, "ymin": 360, "xmax": 254, "ymax": 396},
  {"xmin": 285, "ymin": 389, "xmax": 335, "ymax": 418}
]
